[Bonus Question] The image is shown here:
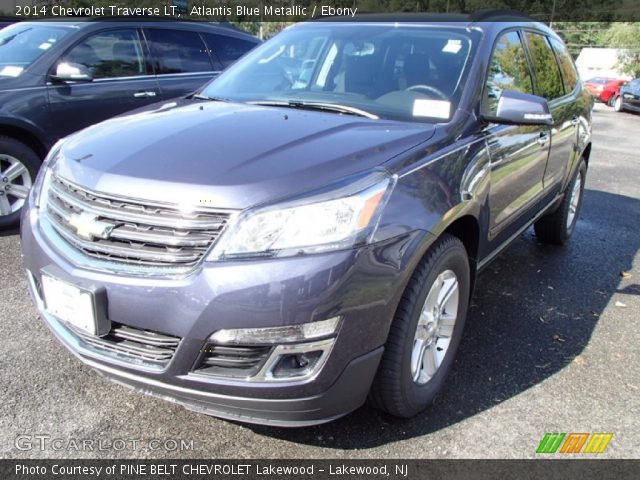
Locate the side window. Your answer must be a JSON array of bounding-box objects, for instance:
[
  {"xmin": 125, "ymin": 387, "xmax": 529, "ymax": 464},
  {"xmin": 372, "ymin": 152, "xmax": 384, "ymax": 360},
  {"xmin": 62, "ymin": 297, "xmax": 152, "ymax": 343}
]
[
  {"xmin": 549, "ymin": 37, "xmax": 579, "ymax": 92},
  {"xmin": 62, "ymin": 29, "xmax": 147, "ymax": 79},
  {"xmin": 482, "ymin": 31, "xmax": 534, "ymax": 115},
  {"xmin": 525, "ymin": 32, "xmax": 565, "ymax": 100},
  {"xmin": 145, "ymin": 29, "xmax": 213, "ymax": 74},
  {"xmin": 202, "ymin": 33, "xmax": 256, "ymax": 69}
]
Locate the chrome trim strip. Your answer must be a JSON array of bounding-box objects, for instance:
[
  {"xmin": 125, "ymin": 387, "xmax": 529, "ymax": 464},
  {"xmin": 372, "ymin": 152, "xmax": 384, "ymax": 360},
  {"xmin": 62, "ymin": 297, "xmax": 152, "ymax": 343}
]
[
  {"xmin": 50, "ymin": 180, "xmax": 227, "ymax": 230},
  {"xmin": 108, "ymin": 227, "xmax": 213, "ymax": 248},
  {"xmin": 56, "ymin": 175, "xmax": 237, "ymax": 214},
  {"xmin": 39, "ymin": 214, "xmax": 199, "ymax": 278},
  {"xmin": 50, "ymin": 221, "xmax": 201, "ymax": 264}
]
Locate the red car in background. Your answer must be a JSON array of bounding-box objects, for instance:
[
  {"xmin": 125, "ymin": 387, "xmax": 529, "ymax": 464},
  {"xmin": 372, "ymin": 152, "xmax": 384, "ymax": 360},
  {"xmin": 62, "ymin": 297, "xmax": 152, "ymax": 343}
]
[
  {"xmin": 599, "ymin": 79, "xmax": 628, "ymax": 106},
  {"xmin": 584, "ymin": 77, "xmax": 616, "ymax": 98}
]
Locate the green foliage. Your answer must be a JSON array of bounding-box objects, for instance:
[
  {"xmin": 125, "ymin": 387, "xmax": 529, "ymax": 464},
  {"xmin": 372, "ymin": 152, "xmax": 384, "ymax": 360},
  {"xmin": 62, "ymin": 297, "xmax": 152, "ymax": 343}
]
[{"xmin": 601, "ymin": 22, "xmax": 640, "ymax": 77}]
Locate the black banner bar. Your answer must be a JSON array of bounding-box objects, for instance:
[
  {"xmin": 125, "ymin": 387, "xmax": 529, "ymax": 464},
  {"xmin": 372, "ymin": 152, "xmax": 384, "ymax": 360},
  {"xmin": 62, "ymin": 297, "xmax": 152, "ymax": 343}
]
[
  {"xmin": 1, "ymin": 460, "xmax": 639, "ymax": 480},
  {"xmin": 5, "ymin": 1, "xmax": 640, "ymax": 22}
]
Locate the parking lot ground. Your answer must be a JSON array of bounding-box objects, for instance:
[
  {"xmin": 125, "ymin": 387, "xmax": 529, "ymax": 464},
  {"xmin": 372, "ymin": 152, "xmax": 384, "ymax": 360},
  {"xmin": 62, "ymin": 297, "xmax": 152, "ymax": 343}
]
[{"xmin": 1, "ymin": 105, "xmax": 638, "ymax": 459}]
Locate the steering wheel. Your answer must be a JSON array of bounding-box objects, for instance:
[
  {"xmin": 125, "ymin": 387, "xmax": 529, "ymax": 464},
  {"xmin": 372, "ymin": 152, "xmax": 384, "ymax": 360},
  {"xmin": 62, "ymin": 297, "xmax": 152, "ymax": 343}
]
[{"xmin": 406, "ymin": 84, "xmax": 448, "ymax": 100}]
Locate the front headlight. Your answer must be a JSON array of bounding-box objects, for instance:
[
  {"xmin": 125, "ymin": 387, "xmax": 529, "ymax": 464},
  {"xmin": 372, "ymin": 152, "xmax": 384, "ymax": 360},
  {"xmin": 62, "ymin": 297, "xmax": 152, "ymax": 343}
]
[{"xmin": 208, "ymin": 171, "xmax": 396, "ymax": 260}]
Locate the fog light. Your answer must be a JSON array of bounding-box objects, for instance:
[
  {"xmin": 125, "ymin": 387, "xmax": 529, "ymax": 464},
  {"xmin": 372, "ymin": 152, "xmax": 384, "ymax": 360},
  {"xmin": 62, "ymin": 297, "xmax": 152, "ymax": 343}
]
[
  {"xmin": 255, "ymin": 339, "xmax": 335, "ymax": 381},
  {"xmin": 271, "ymin": 350, "xmax": 324, "ymax": 379}
]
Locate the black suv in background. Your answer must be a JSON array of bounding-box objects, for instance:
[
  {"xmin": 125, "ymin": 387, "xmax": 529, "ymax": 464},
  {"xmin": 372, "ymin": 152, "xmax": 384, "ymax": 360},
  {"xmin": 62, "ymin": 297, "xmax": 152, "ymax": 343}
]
[
  {"xmin": 613, "ymin": 78, "xmax": 640, "ymax": 113},
  {"xmin": 0, "ymin": 20, "xmax": 259, "ymax": 226}
]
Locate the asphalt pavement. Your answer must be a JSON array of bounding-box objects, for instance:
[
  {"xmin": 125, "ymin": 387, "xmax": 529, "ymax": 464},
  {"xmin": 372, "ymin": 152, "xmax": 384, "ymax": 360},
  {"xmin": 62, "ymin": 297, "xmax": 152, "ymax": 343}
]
[{"xmin": 1, "ymin": 104, "xmax": 638, "ymax": 459}]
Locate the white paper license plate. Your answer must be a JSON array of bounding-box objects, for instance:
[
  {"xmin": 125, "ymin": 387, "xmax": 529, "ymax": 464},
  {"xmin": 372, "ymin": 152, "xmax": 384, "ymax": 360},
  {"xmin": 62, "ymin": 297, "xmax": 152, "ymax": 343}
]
[{"xmin": 41, "ymin": 275, "xmax": 97, "ymax": 335}]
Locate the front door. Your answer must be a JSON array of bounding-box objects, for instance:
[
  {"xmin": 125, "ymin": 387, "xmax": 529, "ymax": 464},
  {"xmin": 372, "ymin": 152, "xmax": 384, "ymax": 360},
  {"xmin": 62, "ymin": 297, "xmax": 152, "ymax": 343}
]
[
  {"xmin": 482, "ymin": 30, "xmax": 549, "ymax": 239},
  {"xmin": 46, "ymin": 28, "xmax": 161, "ymax": 139}
]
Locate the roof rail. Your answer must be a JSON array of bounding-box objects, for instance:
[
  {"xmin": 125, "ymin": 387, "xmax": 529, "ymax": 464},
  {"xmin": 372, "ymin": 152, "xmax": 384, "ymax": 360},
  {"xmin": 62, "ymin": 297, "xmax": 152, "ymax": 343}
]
[{"xmin": 469, "ymin": 9, "xmax": 540, "ymax": 22}]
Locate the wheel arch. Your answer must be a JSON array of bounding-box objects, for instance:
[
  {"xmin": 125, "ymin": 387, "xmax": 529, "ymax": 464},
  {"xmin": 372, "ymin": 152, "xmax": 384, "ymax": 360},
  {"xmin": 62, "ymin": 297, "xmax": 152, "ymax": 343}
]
[{"xmin": 0, "ymin": 119, "xmax": 50, "ymax": 160}]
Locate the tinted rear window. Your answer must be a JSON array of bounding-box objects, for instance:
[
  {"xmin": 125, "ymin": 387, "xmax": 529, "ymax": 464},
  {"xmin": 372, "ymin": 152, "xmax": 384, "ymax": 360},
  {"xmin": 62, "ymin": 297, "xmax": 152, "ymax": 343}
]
[
  {"xmin": 145, "ymin": 28, "xmax": 213, "ymax": 74},
  {"xmin": 202, "ymin": 33, "xmax": 257, "ymax": 68}
]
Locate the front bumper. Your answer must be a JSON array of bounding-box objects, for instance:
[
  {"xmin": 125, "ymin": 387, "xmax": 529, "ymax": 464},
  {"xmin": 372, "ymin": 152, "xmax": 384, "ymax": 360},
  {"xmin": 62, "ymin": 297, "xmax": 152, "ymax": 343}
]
[{"xmin": 21, "ymin": 202, "xmax": 418, "ymax": 425}]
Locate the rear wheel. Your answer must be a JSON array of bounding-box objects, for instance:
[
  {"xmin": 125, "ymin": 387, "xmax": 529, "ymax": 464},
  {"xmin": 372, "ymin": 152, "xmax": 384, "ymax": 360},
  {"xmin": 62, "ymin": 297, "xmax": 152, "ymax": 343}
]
[
  {"xmin": 0, "ymin": 137, "xmax": 39, "ymax": 228},
  {"xmin": 608, "ymin": 95, "xmax": 616, "ymax": 107},
  {"xmin": 614, "ymin": 95, "xmax": 624, "ymax": 112},
  {"xmin": 534, "ymin": 159, "xmax": 587, "ymax": 245},
  {"xmin": 369, "ymin": 234, "xmax": 470, "ymax": 418}
]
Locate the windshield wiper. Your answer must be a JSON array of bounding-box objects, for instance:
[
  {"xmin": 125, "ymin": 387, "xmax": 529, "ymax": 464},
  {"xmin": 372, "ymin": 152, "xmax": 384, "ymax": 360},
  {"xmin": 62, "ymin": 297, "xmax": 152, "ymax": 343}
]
[
  {"xmin": 190, "ymin": 94, "xmax": 229, "ymax": 102},
  {"xmin": 249, "ymin": 100, "xmax": 378, "ymax": 119}
]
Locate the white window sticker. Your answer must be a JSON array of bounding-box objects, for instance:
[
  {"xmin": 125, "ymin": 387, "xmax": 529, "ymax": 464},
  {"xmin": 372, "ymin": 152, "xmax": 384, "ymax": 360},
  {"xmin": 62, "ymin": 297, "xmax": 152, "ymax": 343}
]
[
  {"xmin": 413, "ymin": 99, "xmax": 451, "ymax": 119},
  {"xmin": 38, "ymin": 42, "xmax": 52, "ymax": 50},
  {"xmin": 0, "ymin": 66, "xmax": 24, "ymax": 77},
  {"xmin": 443, "ymin": 39, "xmax": 462, "ymax": 54}
]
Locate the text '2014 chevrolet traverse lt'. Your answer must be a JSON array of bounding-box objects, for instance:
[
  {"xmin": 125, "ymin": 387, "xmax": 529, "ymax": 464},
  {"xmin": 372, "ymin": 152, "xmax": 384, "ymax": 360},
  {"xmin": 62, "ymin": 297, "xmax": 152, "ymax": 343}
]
[{"xmin": 21, "ymin": 15, "xmax": 592, "ymax": 426}]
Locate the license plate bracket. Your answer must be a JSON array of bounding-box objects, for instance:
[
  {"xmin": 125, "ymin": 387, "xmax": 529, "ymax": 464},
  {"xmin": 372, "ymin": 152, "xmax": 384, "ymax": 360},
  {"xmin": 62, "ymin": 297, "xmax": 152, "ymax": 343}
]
[{"xmin": 40, "ymin": 265, "xmax": 110, "ymax": 337}]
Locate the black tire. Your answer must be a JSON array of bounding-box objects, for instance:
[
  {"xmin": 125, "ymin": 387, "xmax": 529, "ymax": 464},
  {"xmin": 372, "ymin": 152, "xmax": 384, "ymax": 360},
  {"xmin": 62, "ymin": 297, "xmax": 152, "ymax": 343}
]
[
  {"xmin": 0, "ymin": 136, "xmax": 40, "ymax": 228},
  {"xmin": 534, "ymin": 159, "xmax": 587, "ymax": 245},
  {"xmin": 613, "ymin": 95, "xmax": 624, "ymax": 112},
  {"xmin": 368, "ymin": 234, "xmax": 470, "ymax": 418},
  {"xmin": 608, "ymin": 95, "xmax": 615, "ymax": 107}
]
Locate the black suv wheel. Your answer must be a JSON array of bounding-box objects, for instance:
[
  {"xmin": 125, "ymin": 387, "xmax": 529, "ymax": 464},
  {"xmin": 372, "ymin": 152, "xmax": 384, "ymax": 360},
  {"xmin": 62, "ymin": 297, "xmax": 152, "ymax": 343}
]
[{"xmin": 0, "ymin": 137, "xmax": 40, "ymax": 228}]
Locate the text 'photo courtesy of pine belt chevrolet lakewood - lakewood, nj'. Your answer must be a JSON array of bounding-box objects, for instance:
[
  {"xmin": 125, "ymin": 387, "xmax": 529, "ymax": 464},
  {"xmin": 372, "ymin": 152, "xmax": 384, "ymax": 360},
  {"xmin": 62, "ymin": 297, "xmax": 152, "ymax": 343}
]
[{"xmin": 14, "ymin": 13, "xmax": 592, "ymax": 426}]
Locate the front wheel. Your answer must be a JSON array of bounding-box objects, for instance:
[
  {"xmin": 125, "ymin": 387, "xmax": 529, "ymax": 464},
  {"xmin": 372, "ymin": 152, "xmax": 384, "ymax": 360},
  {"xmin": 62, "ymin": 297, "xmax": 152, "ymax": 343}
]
[
  {"xmin": 0, "ymin": 137, "xmax": 40, "ymax": 228},
  {"xmin": 369, "ymin": 234, "xmax": 470, "ymax": 418},
  {"xmin": 534, "ymin": 159, "xmax": 587, "ymax": 245},
  {"xmin": 608, "ymin": 95, "xmax": 616, "ymax": 107}
]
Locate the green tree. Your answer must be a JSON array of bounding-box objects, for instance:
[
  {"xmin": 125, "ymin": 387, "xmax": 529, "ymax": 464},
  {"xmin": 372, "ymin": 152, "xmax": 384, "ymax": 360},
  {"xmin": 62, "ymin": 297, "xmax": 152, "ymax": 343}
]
[{"xmin": 601, "ymin": 22, "xmax": 640, "ymax": 77}]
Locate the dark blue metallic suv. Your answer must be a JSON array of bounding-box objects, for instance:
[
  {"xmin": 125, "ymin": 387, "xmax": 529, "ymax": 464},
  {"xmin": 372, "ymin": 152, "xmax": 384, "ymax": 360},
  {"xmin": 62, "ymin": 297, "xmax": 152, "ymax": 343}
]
[
  {"xmin": 21, "ymin": 15, "xmax": 592, "ymax": 426},
  {"xmin": 0, "ymin": 20, "xmax": 259, "ymax": 227}
]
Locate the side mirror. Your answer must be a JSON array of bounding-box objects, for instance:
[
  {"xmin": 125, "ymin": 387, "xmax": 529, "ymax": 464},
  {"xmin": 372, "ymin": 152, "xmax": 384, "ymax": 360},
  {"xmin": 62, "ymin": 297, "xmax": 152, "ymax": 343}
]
[
  {"xmin": 483, "ymin": 90, "xmax": 553, "ymax": 126},
  {"xmin": 51, "ymin": 62, "xmax": 93, "ymax": 83}
]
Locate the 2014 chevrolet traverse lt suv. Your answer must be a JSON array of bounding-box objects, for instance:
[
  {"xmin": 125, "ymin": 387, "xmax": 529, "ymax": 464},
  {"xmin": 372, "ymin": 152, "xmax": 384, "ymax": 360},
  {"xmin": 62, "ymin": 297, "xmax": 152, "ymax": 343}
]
[
  {"xmin": 0, "ymin": 19, "xmax": 259, "ymax": 227},
  {"xmin": 21, "ymin": 16, "xmax": 592, "ymax": 426}
]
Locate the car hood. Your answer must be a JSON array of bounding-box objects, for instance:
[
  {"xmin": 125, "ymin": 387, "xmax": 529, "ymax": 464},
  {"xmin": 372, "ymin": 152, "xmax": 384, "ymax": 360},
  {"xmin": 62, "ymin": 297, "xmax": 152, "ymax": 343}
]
[{"xmin": 54, "ymin": 99, "xmax": 435, "ymax": 210}]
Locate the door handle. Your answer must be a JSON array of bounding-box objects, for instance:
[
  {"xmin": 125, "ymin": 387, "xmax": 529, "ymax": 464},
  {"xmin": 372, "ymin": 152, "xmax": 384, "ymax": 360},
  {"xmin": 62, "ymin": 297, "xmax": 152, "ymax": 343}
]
[
  {"xmin": 571, "ymin": 116, "xmax": 580, "ymax": 126},
  {"xmin": 133, "ymin": 91, "xmax": 156, "ymax": 98},
  {"xmin": 537, "ymin": 132, "xmax": 550, "ymax": 146}
]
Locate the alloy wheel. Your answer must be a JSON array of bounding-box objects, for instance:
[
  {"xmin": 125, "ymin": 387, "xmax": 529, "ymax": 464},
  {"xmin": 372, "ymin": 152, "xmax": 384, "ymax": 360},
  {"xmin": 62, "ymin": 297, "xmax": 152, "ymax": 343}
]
[
  {"xmin": 411, "ymin": 269, "xmax": 459, "ymax": 385},
  {"xmin": 0, "ymin": 154, "xmax": 32, "ymax": 216},
  {"xmin": 566, "ymin": 173, "xmax": 582, "ymax": 231}
]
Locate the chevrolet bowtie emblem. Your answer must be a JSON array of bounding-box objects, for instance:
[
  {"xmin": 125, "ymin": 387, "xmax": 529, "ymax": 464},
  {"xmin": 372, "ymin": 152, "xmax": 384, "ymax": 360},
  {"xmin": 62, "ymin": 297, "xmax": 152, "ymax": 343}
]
[{"xmin": 68, "ymin": 212, "xmax": 115, "ymax": 241}]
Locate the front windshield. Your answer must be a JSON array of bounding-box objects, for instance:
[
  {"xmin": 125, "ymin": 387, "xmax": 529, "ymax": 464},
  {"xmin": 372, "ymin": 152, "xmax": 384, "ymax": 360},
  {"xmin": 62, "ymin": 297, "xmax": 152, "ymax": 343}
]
[
  {"xmin": 0, "ymin": 24, "xmax": 71, "ymax": 77},
  {"xmin": 201, "ymin": 23, "xmax": 478, "ymax": 123}
]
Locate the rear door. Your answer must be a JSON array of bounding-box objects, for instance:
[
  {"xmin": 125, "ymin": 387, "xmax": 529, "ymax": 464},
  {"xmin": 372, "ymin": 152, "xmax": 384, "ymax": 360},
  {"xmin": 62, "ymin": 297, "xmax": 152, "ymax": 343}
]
[
  {"xmin": 482, "ymin": 30, "xmax": 550, "ymax": 239},
  {"xmin": 524, "ymin": 32, "xmax": 578, "ymax": 194},
  {"xmin": 144, "ymin": 28, "xmax": 218, "ymax": 101},
  {"xmin": 46, "ymin": 28, "xmax": 160, "ymax": 137}
]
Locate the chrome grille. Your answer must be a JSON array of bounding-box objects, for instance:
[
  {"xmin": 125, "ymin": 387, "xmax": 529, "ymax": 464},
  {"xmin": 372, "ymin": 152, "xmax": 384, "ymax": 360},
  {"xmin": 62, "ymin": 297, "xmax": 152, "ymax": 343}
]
[
  {"xmin": 45, "ymin": 175, "xmax": 231, "ymax": 269},
  {"xmin": 70, "ymin": 322, "xmax": 181, "ymax": 367}
]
